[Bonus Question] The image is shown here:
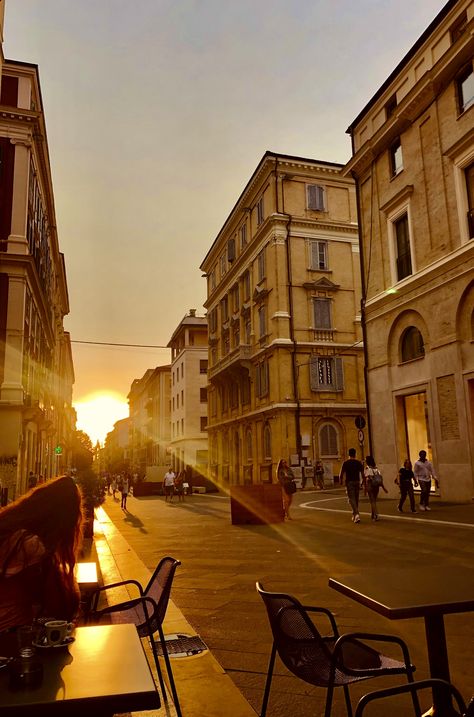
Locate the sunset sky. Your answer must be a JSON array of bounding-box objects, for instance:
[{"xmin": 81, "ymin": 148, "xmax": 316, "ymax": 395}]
[{"xmin": 4, "ymin": 1, "xmax": 445, "ymax": 443}]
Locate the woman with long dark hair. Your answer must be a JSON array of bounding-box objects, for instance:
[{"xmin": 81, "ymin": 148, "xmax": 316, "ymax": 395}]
[
  {"xmin": 364, "ymin": 455, "xmax": 388, "ymax": 521},
  {"xmin": 0, "ymin": 475, "xmax": 83, "ymax": 630}
]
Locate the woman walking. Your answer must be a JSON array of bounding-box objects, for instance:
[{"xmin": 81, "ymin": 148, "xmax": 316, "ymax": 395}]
[
  {"xmin": 276, "ymin": 459, "xmax": 296, "ymax": 520},
  {"xmin": 364, "ymin": 455, "xmax": 388, "ymax": 521}
]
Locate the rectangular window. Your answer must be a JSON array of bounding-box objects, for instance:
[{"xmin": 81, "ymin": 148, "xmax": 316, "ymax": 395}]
[
  {"xmin": 310, "ymin": 356, "xmax": 344, "ymax": 392},
  {"xmin": 181, "ymin": 364, "xmax": 184, "ymax": 378},
  {"xmin": 242, "ymin": 270, "xmax": 251, "ymax": 300},
  {"xmin": 200, "ymin": 416, "xmax": 207, "ymax": 432},
  {"xmin": 313, "ymin": 298, "xmax": 332, "ymax": 329},
  {"xmin": 257, "ymin": 249, "xmax": 265, "ymax": 282},
  {"xmin": 231, "ymin": 283, "xmax": 240, "ymax": 312},
  {"xmin": 209, "ymin": 269, "xmax": 216, "ymax": 291},
  {"xmin": 310, "ymin": 241, "xmax": 328, "ymax": 270},
  {"xmin": 256, "ymin": 361, "xmax": 269, "ymax": 398},
  {"xmin": 457, "ymin": 64, "xmax": 474, "ymax": 113},
  {"xmin": 240, "ymin": 223, "xmax": 247, "ymax": 249},
  {"xmin": 256, "ymin": 196, "xmax": 264, "ymax": 226},
  {"xmin": 307, "ymin": 184, "xmax": 326, "ymax": 211},
  {"xmin": 241, "ymin": 375, "xmax": 251, "ymax": 405},
  {"xmin": 230, "ymin": 382, "xmax": 239, "ymax": 409},
  {"xmin": 208, "ymin": 307, "xmax": 218, "ymax": 333},
  {"xmin": 390, "ymin": 138, "xmax": 403, "ymax": 176},
  {"xmin": 450, "ymin": 11, "xmax": 467, "ymax": 44},
  {"xmin": 465, "ymin": 162, "xmax": 474, "ymax": 239},
  {"xmin": 199, "ymin": 359, "xmax": 208, "ymax": 374},
  {"xmin": 245, "ymin": 319, "xmax": 251, "ymax": 344},
  {"xmin": 220, "ymin": 252, "xmax": 227, "ymax": 277},
  {"xmin": 200, "ymin": 387, "xmax": 208, "ymax": 403},
  {"xmin": 232, "ymin": 324, "xmax": 240, "ymax": 348},
  {"xmin": 220, "ymin": 295, "xmax": 229, "ymax": 323},
  {"xmin": 222, "ymin": 334, "xmax": 230, "ymax": 356},
  {"xmin": 210, "ymin": 389, "xmax": 217, "ymax": 416},
  {"xmin": 394, "ymin": 213, "xmax": 412, "ymax": 280},
  {"xmin": 258, "ymin": 305, "xmax": 267, "ymax": 338},
  {"xmin": 385, "ymin": 94, "xmax": 397, "ymax": 119}
]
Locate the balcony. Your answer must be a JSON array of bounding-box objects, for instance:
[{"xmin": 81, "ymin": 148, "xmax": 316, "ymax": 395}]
[
  {"xmin": 208, "ymin": 344, "xmax": 252, "ymax": 381},
  {"xmin": 313, "ymin": 329, "xmax": 335, "ymax": 342}
]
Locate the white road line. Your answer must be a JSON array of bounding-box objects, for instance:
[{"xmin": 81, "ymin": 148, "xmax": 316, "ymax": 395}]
[{"xmin": 300, "ymin": 501, "xmax": 474, "ymax": 529}]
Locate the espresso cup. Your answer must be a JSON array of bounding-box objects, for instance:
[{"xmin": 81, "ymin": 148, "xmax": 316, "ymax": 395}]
[{"xmin": 43, "ymin": 620, "xmax": 73, "ymax": 646}]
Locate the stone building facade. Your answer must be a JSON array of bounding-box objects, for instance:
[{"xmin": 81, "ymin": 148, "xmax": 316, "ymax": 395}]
[
  {"xmin": 200, "ymin": 151, "xmax": 365, "ymax": 488},
  {"xmin": 167, "ymin": 310, "xmax": 209, "ymax": 479},
  {"xmin": 0, "ymin": 60, "xmax": 75, "ymax": 497},
  {"xmin": 345, "ymin": 0, "xmax": 474, "ymax": 501},
  {"xmin": 127, "ymin": 366, "xmax": 171, "ymax": 480}
]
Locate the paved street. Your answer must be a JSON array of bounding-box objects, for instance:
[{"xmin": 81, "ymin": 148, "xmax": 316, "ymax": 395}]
[{"xmin": 102, "ymin": 488, "xmax": 474, "ymax": 716}]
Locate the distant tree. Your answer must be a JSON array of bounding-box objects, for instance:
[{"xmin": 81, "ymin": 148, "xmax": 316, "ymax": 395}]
[{"xmin": 72, "ymin": 430, "xmax": 94, "ymax": 469}]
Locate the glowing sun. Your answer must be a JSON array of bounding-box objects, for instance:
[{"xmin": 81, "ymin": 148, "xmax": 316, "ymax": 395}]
[{"xmin": 74, "ymin": 392, "xmax": 129, "ymax": 446}]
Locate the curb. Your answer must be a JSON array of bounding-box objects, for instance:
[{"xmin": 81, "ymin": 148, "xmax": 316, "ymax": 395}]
[{"xmin": 94, "ymin": 505, "xmax": 256, "ymax": 717}]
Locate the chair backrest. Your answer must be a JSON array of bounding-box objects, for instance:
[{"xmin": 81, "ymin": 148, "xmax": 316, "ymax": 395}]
[
  {"xmin": 354, "ymin": 678, "xmax": 467, "ymax": 717},
  {"xmin": 144, "ymin": 556, "xmax": 181, "ymax": 633},
  {"xmin": 256, "ymin": 581, "xmax": 333, "ymax": 682}
]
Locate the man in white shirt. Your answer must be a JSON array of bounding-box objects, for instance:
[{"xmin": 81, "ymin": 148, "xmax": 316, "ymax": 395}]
[
  {"xmin": 163, "ymin": 467, "xmax": 175, "ymax": 503},
  {"xmin": 413, "ymin": 450, "xmax": 439, "ymax": 511}
]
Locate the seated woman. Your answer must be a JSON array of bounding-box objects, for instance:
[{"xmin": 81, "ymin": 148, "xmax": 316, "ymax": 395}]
[{"xmin": 0, "ymin": 475, "xmax": 84, "ymax": 631}]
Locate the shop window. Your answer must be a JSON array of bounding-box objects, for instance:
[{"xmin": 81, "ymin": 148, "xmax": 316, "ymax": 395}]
[{"xmin": 401, "ymin": 326, "xmax": 425, "ymax": 362}]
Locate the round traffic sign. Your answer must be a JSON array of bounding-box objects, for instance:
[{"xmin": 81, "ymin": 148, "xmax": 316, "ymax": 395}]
[
  {"xmin": 358, "ymin": 429, "xmax": 364, "ymax": 444},
  {"xmin": 355, "ymin": 415, "xmax": 366, "ymax": 429}
]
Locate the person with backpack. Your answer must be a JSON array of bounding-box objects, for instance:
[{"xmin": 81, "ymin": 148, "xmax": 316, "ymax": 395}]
[{"xmin": 364, "ymin": 455, "xmax": 388, "ymax": 521}]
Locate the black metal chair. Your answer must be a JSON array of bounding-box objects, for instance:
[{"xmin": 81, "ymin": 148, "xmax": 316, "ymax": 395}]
[
  {"xmin": 90, "ymin": 556, "xmax": 182, "ymax": 717},
  {"xmin": 256, "ymin": 582, "xmax": 417, "ymax": 717},
  {"xmin": 354, "ymin": 678, "xmax": 467, "ymax": 716}
]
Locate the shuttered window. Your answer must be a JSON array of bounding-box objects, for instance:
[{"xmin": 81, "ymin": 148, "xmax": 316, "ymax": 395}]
[
  {"xmin": 310, "ymin": 356, "xmax": 344, "ymax": 391},
  {"xmin": 307, "ymin": 184, "xmax": 326, "ymax": 211},
  {"xmin": 256, "ymin": 361, "xmax": 269, "ymax": 398},
  {"xmin": 319, "ymin": 424, "xmax": 338, "ymax": 457},
  {"xmin": 313, "ymin": 298, "xmax": 332, "ymax": 329},
  {"xmin": 311, "ymin": 241, "xmax": 328, "ymax": 270}
]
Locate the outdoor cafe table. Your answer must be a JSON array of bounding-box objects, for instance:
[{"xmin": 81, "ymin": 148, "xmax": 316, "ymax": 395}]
[
  {"xmin": 0, "ymin": 623, "xmax": 160, "ymax": 716},
  {"xmin": 329, "ymin": 566, "xmax": 474, "ymax": 715}
]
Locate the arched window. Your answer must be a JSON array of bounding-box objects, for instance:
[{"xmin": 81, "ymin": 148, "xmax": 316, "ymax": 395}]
[
  {"xmin": 245, "ymin": 428, "xmax": 253, "ymax": 462},
  {"xmin": 263, "ymin": 423, "xmax": 272, "ymax": 460},
  {"xmin": 319, "ymin": 424, "xmax": 338, "ymax": 457},
  {"xmin": 401, "ymin": 326, "xmax": 425, "ymax": 362}
]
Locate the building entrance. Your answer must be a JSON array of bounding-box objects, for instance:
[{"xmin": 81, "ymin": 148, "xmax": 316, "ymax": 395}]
[{"xmin": 397, "ymin": 391, "xmax": 432, "ymax": 464}]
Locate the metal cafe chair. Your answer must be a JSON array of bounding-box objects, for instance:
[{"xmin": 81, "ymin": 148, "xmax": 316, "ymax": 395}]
[
  {"xmin": 256, "ymin": 582, "xmax": 417, "ymax": 717},
  {"xmin": 354, "ymin": 678, "xmax": 467, "ymax": 716},
  {"xmin": 89, "ymin": 556, "xmax": 182, "ymax": 717}
]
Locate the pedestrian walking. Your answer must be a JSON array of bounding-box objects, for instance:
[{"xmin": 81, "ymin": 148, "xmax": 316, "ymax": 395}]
[
  {"xmin": 121, "ymin": 474, "xmax": 130, "ymax": 510},
  {"xmin": 111, "ymin": 476, "xmax": 117, "ymax": 499},
  {"xmin": 339, "ymin": 448, "xmax": 363, "ymax": 523},
  {"xmin": 396, "ymin": 459, "xmax": 417, "ymax": 513},
  {"xmin": 414, "ymin": 450, "xmax": 439, "ymax": 511},
  {"xmin": 163, "ymin": 467, "xmax": 175, "ymax": 502},
  {"xmin": 364, "ymin": 455, "xmax": 388, "ymax": 521},
  {"xmin": 276, "ymin": 459, "xmax": 296, "ymax": 520},
  {"xmin": 174, "ymin": 471, "xmax": 185, "ymax": 502}
]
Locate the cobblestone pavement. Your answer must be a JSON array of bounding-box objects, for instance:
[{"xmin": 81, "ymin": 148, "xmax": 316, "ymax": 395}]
[{"xmin": 102, "ymin": 489, "xmax": 474, "ymax": 716}]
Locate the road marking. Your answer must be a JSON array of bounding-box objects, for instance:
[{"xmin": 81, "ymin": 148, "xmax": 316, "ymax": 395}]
[{"xmin": 300, "ymin": 500, "xmax": 474, "ymax": 528}]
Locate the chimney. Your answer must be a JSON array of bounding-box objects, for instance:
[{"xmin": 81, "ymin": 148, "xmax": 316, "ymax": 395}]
[{"xmin": 189, "ymin": 308, "xmax": 196, "ymax": 317}]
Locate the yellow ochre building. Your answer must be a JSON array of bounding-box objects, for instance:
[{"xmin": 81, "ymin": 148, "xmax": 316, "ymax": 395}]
[{"xmin": 200, "ymin": 151, "xmax": 366, "ymax": 488}]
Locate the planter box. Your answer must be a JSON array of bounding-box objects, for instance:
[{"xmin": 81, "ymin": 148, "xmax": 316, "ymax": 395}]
[
  {"xmin": 133, "ymin": 482, "xmax": 162, "ymax": 496},
  {"xmin": 230, "ymin": 484, "xmax": 284, "ymax": 525}
]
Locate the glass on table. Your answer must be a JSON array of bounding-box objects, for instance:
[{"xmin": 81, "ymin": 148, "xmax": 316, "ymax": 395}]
[{"xmin": 17, "ymin": 625, "xmax": 38, "ymax": 657}]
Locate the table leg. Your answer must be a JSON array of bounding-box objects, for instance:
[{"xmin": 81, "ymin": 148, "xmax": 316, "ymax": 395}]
[{"xmin": 422, "ymin": 615, "xmax": 458, "ymax": 717}]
